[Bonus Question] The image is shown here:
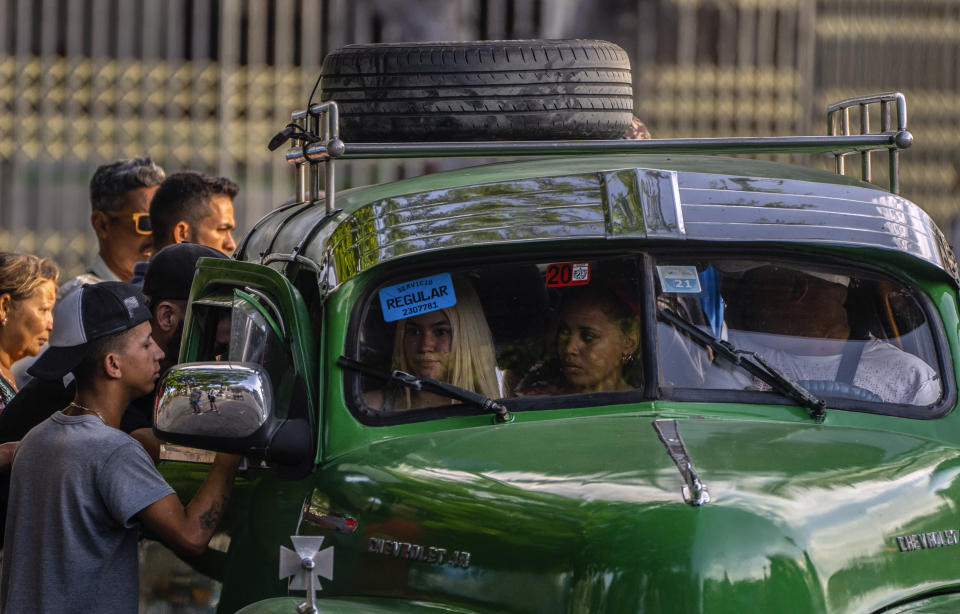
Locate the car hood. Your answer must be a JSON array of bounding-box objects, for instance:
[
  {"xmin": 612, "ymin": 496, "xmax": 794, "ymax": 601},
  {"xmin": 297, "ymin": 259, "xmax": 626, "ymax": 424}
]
[{"xmin": 306, "ymin": 412, "xmax": 960, "ymax": 613}]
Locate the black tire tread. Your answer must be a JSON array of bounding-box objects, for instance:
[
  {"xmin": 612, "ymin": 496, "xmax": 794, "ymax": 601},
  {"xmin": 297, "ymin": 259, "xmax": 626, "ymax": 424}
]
[
  {"xmin": 323, "ymin": 39, "xmax": 631, "ymax": 75},
  {"xmin": 319, "ymin": 39, "xmax": 634, "ymax": 142}
]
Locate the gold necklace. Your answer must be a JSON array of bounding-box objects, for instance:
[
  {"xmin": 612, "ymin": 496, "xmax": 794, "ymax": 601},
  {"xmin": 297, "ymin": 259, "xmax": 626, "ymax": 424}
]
[{"xmin": 68, "ymin": 401, "xmax": 107, "ymax": 426}]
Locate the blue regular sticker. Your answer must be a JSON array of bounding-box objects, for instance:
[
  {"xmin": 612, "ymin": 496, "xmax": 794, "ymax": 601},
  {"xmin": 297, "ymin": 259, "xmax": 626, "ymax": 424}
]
[
  {"xmin": 656, "ymin": 265, "xmax": 702, "ymax": 293},
  {"xmin": 379, "ymin": 273, "xmax": 457, "ymax": 322}
]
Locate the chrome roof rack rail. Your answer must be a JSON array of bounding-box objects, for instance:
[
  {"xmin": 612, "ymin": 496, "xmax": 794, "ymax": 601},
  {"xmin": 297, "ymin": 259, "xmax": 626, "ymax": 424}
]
[
  {"xmin": 282, "ymin": 93, "xmax": 913, "ymax": 216},
  {"xmin": 827, "ymin": 92, "xmax": 911, "ymax": 194},
  {"xmin": 289, "ymin": 101, "xmax": 345, "ymax": 216}
]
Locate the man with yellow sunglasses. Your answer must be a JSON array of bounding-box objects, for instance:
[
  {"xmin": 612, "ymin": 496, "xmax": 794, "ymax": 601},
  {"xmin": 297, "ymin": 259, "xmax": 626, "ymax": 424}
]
[
  {"xmin": 63, "ymin": 157, "xmax": 166, "ymax": 294},
  {"xmin": 11, "ymin": 157, "xmax": 166, "ymax": 387}
]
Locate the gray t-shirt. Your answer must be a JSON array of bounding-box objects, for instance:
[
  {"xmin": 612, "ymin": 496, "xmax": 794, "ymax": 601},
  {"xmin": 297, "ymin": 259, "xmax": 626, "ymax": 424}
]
[{"xmin": 0, "ymin": 412, "xmax": 174, "ymax": 613}]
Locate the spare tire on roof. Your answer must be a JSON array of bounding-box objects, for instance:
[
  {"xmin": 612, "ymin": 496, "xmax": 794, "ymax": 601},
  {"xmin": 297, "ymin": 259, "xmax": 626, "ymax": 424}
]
[{"xmin": 319, "ymin": 39, "xmax": 634, "ymax": 142}]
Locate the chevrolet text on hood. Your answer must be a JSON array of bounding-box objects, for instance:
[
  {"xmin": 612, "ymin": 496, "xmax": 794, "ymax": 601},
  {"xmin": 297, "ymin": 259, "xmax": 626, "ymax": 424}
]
[{"xmin": 147, "ymin": 40, "xmax": 960, "ymax": 614}]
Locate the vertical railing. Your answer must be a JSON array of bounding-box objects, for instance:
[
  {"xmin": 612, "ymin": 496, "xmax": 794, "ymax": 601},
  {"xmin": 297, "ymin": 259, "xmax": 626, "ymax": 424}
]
[{"xmin": 827, "ymin": 92, "xmax": 909, "ymax": 194}]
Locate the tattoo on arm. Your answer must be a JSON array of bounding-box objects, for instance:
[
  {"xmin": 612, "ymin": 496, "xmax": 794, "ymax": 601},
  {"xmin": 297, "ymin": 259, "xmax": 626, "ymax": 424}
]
[{"xmin": 199, "ymin": 496, "xmax": 228, "ymax": 531}]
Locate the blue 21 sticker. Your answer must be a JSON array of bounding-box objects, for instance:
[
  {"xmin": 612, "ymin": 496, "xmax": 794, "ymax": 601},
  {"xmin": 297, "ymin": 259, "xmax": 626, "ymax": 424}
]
[
  {"xmin": 379, "ymin": 273, "xmax": 457, "ymax": 322},
  {"xmin": 656, "ymin": 265, "xmax": 702, "ymax": 293}
]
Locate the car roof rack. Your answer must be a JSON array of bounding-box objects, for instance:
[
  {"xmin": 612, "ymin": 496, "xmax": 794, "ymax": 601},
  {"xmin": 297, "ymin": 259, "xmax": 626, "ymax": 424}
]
[
  {"xmin": 280, "ymin": 92, "xmax": 912, "ymax": 216},
  {"xmin": 826, "ymin": 92, "xmax": 910, "ymax": 194}
]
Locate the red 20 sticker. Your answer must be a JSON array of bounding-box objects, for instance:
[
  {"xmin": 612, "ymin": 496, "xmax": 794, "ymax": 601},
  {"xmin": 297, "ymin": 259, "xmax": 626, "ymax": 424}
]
[{"xmin": 545, "ymin": 262, "xmax": 591, "ymax": 287}]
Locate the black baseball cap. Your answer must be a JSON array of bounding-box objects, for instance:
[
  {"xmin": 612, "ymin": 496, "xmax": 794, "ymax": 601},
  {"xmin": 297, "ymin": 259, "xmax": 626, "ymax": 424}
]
[
  {"xmin": 28, "ymin": 282, "xmax": 152, "ymax": 380},
  {"xmin": 143, "ymin": 243, "xmax": 227, "ymax": 302}
]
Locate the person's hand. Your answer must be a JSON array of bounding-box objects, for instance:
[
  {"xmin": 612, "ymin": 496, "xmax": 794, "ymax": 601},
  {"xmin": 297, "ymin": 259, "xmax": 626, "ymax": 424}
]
[{"xmin": 0, "ymin": 441, "xmax": 19, "ymax": 469}]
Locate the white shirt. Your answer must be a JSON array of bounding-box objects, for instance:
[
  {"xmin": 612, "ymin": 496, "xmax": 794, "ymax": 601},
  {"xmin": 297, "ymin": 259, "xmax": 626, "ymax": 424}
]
[
  {"xmin": 722, "ymin": 333, "xmax": 940, "ymax": 406},
  {"xmin": 56, "ymin": 253, "xmax": 122, "ymax": 300}
]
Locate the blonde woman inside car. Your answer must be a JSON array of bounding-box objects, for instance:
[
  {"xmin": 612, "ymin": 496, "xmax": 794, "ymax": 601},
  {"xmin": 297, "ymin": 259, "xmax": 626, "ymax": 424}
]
[{"xmin": 365, "ymin": 276, "xmax": 500, "ymax": 411}]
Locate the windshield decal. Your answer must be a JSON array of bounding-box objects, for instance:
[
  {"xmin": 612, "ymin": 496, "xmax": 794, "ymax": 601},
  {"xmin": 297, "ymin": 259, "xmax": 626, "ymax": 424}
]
[
  {"xmin": 656, "ymin": 265, "xmax": 702, "ymax": 293},
  {"xmin": 379, "ymin": 272, "xmax": 457, "ymax": 322},
  {"xmin": 545, "ymin": 262, "xmax": 591, "ymax": 287}
]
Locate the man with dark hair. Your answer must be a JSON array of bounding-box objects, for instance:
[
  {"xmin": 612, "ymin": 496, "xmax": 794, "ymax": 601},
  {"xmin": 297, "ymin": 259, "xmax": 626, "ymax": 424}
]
[
  {"xmin": 150, "ymin": 170, "xmax": 239, "ymax": 255},
  {"xmin": 0, "ymin": 282, "xmax": 240, "ymax": 613}
]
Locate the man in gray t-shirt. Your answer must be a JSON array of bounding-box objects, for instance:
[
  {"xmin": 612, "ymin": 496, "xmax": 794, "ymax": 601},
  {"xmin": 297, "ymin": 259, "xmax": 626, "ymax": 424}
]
[
  {"xmin": 2, "ymin": 413, "xmax": 173, "ymax": 612},
  {"xmin": 0, "ymin": 282, "xmax": 240, "ymax": 613}
]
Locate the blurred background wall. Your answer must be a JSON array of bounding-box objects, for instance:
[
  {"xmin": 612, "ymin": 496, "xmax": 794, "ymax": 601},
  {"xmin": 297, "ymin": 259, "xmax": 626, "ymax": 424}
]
[{"xmin": 2, "ymin": 0, "xmax": 959, "ymax": 279}]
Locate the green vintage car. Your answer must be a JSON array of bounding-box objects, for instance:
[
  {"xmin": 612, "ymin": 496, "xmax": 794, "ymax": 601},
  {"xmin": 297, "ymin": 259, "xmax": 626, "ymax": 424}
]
[{"xmin": 153, "ymin": 41, "xmax": 960, "ymax": 613}]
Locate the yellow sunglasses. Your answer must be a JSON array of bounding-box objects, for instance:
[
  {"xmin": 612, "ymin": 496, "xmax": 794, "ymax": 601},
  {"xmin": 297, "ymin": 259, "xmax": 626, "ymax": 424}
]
[{"xmin": 104, "ymin": 211, "xmax": 152, "ymax": 235}]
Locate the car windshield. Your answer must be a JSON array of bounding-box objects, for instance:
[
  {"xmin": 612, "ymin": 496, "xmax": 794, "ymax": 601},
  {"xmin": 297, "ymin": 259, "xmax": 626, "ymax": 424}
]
[
  {"xmin": 655, "ymin": 258, "xmax": 943, "ymax": 408},
  {"xmin": 347, "ymin": 254, "xmax": 945, "ymax": 420},
  {"xmin": 351, "ymin": 257, "xmax": 644, "ymax": 417}
]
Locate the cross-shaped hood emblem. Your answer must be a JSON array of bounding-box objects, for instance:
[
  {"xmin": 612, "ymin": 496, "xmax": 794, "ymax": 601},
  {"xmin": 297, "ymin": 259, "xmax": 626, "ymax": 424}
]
[{"xmin": 279, "ymin": 536, "xmax": 334, "ymax": 613}]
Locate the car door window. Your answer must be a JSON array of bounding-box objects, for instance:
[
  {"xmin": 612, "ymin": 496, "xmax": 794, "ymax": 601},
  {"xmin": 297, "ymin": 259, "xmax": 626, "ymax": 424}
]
[
  {"xmin": 189, "ymin": 289, "xmax": 297, "ymax": 419},
  {"xmin": 349, "ymin": 256, "xmax": 645, "ymax": 421}
]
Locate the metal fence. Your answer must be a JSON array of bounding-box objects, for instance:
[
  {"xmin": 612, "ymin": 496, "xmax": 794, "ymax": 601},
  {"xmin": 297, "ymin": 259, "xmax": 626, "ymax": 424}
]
[
  {"xmin": 2, "ymin": 0, "xmax": 959, "ymax": 280},
  {"xmin": 814, "ymin": 0, "xmax": 960, "ymax": 229}
]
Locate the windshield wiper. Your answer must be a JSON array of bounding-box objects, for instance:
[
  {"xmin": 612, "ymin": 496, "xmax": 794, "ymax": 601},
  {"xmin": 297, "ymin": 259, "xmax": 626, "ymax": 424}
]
[
  {"xmin": 658, "ymin": 308, "xmax": 826, "ymax": 423},
  {"xmin": 337, "ymin": 356, "xmax": 512, "ymax": 423}
]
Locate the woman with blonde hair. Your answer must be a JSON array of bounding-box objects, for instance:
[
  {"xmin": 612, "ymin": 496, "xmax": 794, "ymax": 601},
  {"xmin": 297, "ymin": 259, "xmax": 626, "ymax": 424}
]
[
  {"xmin": 366, "ymin": 275, "xmax": 499, "ymax": 411},
  {"xmin": 0, "ymin": 252, "xmax": 59, "ymax": 411}
]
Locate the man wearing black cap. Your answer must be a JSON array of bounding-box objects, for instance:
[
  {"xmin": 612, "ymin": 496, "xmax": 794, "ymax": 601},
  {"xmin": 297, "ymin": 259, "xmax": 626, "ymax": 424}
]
[
  {"xmin": 0, "ymin": 243, "xmax": 228, "ymax": 452},
  {"xmin": 0, "ymin": 245, "xmax": 228, "ymax": 547},
  {"xmin": 0, "ymin": 281, "xmax": 240, "ymax": 613},
  {"xmin": 142, "ymin": 243, "xmax": 228, "ymax": 375},
  {"xmin": 116, "ymin": 243, "xmax": 229, "ymax": 459}
]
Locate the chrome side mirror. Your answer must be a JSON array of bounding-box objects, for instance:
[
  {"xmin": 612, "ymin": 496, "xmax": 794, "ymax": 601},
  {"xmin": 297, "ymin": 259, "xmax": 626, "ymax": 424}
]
[
  {"xmin": 155, "ymin": 362, "xmax": 272, "ymax": 449},
  {"xmin": 155, "ymin": 361, "xmax": 314, "ymax": 470}
]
